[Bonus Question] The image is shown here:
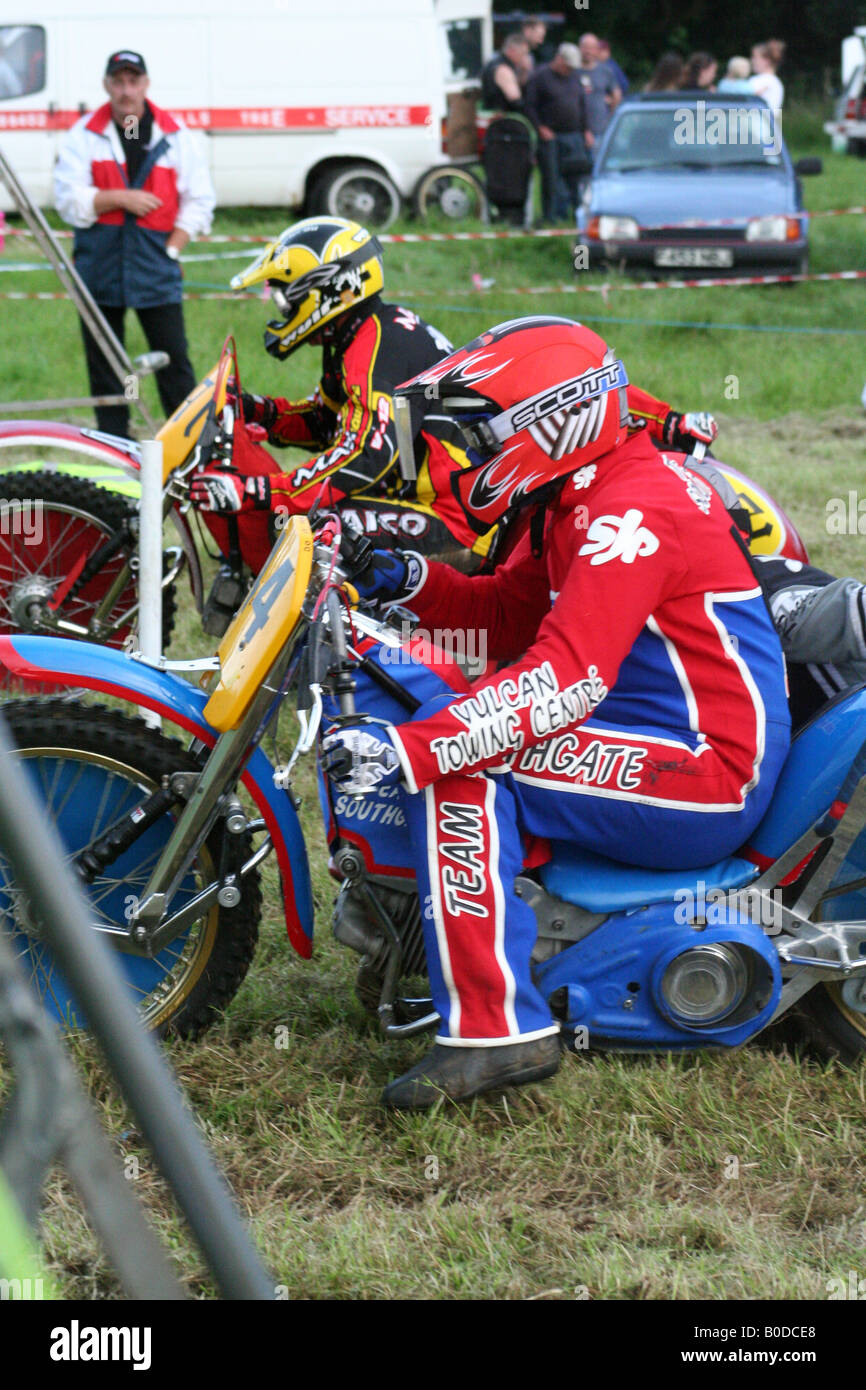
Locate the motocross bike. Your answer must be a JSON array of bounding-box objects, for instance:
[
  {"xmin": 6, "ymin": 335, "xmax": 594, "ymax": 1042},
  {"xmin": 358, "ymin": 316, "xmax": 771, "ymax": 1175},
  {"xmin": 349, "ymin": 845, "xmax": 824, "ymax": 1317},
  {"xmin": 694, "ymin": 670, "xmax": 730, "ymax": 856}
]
[
  {"xmin": 2, "ymin": 513, "xmax": 866, "ymax": 1063},
  {"xmin": 0, "ymin": 337, "xmax": 481, "ymax": 689}
]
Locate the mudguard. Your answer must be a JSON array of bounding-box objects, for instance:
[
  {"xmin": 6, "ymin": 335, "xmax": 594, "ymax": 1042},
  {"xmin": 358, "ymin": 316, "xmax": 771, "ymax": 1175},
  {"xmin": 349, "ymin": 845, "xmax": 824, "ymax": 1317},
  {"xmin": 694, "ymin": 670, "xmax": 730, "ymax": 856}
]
[
  {"xmin": 0, "ymin": 421, "xmax": 203, "ymax": 609},
  {"xmin": 0, "ymin": 634, "xmax": 314, "ymax": 957},
  {"xmin": 746, "ymin": 685, "xmax": 866, "ymax": 864}
]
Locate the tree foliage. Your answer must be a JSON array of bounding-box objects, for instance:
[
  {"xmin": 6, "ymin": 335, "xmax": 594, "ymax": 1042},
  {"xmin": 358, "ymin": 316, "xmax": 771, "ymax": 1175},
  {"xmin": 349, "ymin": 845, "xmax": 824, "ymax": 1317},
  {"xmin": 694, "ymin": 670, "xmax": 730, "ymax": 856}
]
[{"xmin": 503, "ymin": 0, "xmax": 866, "ymax": 83}]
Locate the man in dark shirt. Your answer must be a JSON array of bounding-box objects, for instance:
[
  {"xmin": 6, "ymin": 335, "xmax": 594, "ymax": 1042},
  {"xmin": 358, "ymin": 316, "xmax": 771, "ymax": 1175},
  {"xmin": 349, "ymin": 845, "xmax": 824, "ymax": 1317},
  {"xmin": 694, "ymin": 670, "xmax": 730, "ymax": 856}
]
[
  {"xmin": 524, "ymin": 43, "xmax": 593, "ymax": 223},
  {"xmin": 480, "ymin": 32, "xmax": 529, "ymax": 112}
]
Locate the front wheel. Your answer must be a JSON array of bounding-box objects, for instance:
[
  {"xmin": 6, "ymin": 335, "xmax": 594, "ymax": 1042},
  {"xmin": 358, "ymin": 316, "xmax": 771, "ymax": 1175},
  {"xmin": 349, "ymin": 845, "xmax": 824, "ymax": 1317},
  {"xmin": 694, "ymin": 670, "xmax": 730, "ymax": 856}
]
[
  {"xmin": 0, "ymin": 701, "xmax": 261, "ymax": 1037},
  {"xmin": 0, "ymin": 471, "xmax": 176, "ymax": 690}
]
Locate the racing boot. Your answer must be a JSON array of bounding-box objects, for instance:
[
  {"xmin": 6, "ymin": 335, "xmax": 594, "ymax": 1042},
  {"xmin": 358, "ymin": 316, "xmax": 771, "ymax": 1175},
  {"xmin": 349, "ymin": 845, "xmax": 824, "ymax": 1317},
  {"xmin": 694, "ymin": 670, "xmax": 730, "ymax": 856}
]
[{"xmin": 382, "ymin": 1033, "xmax": 561, "ymax": 1109}]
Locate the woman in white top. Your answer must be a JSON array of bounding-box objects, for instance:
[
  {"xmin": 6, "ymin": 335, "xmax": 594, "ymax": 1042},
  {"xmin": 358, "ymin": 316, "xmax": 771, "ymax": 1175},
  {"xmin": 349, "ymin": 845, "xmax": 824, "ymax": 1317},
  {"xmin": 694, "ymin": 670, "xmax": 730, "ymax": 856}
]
[{"xmin": 750, "ymin": 39, "xmax": 785, "ymax": 109}]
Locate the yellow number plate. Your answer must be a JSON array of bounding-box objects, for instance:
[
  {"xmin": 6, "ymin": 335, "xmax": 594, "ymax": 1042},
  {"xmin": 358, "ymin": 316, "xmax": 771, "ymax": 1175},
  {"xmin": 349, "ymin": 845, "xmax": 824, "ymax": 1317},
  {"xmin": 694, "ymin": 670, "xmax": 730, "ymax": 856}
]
[{"xmin": 204, "ymin": 517, "xmax": 313, "ymax": 732}]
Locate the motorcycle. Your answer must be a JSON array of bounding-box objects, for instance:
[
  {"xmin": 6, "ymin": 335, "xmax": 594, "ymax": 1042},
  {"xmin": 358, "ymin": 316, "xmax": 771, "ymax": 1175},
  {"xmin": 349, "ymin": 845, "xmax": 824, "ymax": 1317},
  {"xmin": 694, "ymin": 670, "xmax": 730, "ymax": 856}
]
[
  {"xmin": 0, "ymin": 338, "xmax": 482, "ymax": 684},
  {"xmin": 2, "ymin": 510, "xmax": 866, "ymax": 1064}
]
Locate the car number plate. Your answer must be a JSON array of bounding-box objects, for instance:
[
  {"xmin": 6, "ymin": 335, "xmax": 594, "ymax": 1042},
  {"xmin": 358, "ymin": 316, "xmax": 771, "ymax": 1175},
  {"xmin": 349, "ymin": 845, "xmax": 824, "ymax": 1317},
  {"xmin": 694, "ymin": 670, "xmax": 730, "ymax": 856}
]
[{"xmin": 654, "ymin": 247, "xmax": 734, "ymax": 268}]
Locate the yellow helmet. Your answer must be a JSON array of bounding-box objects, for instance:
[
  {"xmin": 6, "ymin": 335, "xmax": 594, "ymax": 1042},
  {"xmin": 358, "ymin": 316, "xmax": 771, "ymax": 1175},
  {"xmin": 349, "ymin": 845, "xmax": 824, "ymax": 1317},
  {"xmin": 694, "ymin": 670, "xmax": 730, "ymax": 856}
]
[{"xmin": 230, "ymin": 217, "xmax": 384, "ymax": 360}]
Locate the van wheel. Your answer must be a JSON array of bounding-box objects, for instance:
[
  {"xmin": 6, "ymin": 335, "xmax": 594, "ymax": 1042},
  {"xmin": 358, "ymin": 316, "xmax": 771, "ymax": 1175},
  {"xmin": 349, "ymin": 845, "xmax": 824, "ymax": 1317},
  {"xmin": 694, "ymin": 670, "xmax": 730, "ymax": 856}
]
[
  {"xmin": 311, "ymin": 165, "xmax": 401, "ymax": 230},
  {"xmin": 413, "ymin": 166, "xmax": 487, "ymax": 225}
]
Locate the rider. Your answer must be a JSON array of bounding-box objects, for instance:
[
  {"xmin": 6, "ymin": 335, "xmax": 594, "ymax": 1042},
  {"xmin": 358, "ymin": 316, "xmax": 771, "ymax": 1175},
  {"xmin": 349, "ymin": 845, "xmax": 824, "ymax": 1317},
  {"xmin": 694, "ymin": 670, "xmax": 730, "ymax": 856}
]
[
  {"xmin": 188, "ymin": 215, "xmax": 720, "ymax": 571},
  {"xmin": 188, "ymin": 216, "xmax": 485, "ymax": 571},
  {"xmin": 322, "ymin": 317, "xmax": 792, "ymax": 1109}
]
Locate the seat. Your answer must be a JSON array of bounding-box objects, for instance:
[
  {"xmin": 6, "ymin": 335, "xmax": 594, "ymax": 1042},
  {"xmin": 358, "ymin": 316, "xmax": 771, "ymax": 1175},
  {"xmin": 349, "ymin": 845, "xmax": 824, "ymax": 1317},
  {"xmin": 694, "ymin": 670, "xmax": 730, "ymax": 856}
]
[{"xmin": 539, "ymin": 842, "xmax": 758, "ymax": 915}]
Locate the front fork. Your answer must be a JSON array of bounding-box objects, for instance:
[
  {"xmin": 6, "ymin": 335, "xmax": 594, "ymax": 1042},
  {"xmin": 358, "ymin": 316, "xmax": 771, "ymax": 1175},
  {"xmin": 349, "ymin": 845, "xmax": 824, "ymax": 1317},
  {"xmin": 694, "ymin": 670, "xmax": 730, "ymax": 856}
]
[{"xmin": 125, "ymin": 659, "xmax": 292, "ymax": 954}]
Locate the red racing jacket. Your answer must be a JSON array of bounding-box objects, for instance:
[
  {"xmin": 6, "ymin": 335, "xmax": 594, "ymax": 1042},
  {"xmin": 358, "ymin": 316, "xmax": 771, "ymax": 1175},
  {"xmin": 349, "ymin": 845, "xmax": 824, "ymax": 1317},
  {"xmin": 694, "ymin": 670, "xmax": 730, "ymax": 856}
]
[
  {"xmin": 244, "ymin": 304, "xmax": 676, "ymax": 550},
  {"xmin": 388, "ymin": 431, "xmax": 791, "ymax": 797}
]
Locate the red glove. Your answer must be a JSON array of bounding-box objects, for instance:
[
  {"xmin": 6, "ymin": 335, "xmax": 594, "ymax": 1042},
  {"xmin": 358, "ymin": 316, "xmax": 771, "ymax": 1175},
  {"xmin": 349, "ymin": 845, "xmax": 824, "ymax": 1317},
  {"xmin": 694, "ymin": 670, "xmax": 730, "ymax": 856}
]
[
  {"xmin": 226, "ymin": 378, "xmax": 277, "ymax": 430},
  {"xmin": 240, "ymin": 392, "xmax": 277, "ymax": 431},
  {"xmin": 189, "ymin": 466, "xmax": 272, "ymax": 513}
]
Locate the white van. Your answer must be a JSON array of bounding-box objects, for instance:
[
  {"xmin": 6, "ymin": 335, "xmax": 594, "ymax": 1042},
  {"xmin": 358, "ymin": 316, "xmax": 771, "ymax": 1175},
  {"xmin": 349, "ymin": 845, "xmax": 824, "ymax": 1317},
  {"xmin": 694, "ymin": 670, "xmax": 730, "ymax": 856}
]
[
  {"xmin": 0, "ymin": 0, "xmax": 492, "ymax": 225},
  {"xmin": 824, "ymin": 25, "xmax": 866, "ymax": 156}
]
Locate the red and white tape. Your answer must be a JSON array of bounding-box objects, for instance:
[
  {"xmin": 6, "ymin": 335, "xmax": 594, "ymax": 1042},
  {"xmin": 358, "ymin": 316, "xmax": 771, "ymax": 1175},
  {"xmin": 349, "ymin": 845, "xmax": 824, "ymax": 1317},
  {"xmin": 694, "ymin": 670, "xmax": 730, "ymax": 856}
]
[
  {"xmin": 1, "ymin": 267, "xmax": 865, "ymax": 301},
  {"xmin": 2, "ymin": 205, "xmax": 865, "ymax": 248}
]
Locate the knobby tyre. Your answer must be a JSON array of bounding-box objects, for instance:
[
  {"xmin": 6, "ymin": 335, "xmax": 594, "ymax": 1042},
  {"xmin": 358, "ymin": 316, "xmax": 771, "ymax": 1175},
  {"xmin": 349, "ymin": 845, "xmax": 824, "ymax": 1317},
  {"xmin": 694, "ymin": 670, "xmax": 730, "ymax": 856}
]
[{"xmin": 0, "ymin": 700, "xmax": 260, "ymax": 1037}]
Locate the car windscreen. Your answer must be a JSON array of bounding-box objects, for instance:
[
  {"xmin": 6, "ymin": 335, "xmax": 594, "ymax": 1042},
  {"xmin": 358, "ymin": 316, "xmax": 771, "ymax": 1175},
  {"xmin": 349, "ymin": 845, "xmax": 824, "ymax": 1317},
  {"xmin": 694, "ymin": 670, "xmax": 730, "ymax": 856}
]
[{"xmin": 600, "ymin": 106, "xmax": 784, "ymax": 171}]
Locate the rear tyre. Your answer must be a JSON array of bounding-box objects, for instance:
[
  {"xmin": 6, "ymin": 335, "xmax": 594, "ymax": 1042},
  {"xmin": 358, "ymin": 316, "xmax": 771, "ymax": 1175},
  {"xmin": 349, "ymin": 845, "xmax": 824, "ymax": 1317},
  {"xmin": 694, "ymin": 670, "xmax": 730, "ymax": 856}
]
[
  {"xmin": 0, "ymin": 700, "xmax": 260, "ymax": 1038},
  {"xmin": 0, "ymin": 471, "xmax": 176, "ymax": 690},
  {"xmin": 311, "ymin": 164, "xmax": 401, "ymax": 229},
  {"xmin": 792, "ymin": 982, "xmax": 866, "ymax": 1064},
  {"xmin": 791, "ymin": 831, "xmax": 866, "ymax": 1061},
  {"xmin": 413, "ymin": 165, "xmax": 487, "ymax": 225}
]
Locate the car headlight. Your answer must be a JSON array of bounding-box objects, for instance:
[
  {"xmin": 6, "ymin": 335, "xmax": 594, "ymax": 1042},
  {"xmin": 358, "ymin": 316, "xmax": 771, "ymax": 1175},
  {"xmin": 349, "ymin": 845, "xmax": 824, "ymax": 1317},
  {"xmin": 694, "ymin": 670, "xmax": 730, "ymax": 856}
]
[
  {"xmin": 746, "ymin": 216, "xmax": 800, "ymax": 242},
  {"xmin": 596, "ymin": 215, "xmax": 640, "ymax": 241}
]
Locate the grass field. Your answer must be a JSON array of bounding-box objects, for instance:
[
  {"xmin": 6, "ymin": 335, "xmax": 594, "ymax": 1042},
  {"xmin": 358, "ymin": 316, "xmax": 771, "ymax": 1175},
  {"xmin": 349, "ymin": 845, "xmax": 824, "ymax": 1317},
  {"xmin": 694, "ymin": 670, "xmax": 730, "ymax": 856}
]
[{"xmin": 2, "ymin": 102, "xmax": 866, "ymax": 1301}]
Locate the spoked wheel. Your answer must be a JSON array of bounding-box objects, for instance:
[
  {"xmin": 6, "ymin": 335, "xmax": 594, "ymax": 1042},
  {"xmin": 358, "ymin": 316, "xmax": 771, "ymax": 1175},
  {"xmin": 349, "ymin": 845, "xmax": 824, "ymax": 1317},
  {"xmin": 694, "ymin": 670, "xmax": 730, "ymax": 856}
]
[
  {"xmin": 0, "ymin": 471, "xmax": 176, "ymax": 691},
  {"xmin": 791, "ymin": 829, "xmax": 866, "ymax": 1061},
  {"xmin": 0, "ymin": 701, "xmax": 260, "ymax": 1037},
  {"xmin": 314, "ymin": 164, "xmax": 402, "ymax": 230},
  {"xmin": 413, "ymin": 165, "xmax": 487, "ymax": 226}
]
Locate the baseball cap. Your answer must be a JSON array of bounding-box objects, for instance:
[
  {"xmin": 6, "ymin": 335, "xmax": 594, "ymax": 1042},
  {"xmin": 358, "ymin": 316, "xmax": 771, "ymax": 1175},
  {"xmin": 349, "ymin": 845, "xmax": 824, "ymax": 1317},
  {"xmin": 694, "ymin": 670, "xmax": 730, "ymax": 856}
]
[
  {"xmin": 105, "ymin": 50, "xmax": 147, "ymax": 77},
  {"xmin": 557, "ymin": 43, "xmax": 581, "ymax": 68}
]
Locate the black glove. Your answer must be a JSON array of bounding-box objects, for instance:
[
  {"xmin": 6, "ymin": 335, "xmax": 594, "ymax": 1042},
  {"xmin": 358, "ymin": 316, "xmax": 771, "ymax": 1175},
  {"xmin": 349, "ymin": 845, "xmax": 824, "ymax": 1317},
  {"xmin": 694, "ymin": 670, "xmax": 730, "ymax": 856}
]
[
  {"xmin": 339, "ymin": 526, "xmax": 424, "ymax": 603},
  {"xmin": 239, "ymin": 391, "xmax": 278, "ymax": 432},
  {"xmin": 662, "ymin": 411, "xmax": 719, "ymax": 453},
  {"xmin": 321, "ymin": 723, "xmax": 401, "ymax": 795}
]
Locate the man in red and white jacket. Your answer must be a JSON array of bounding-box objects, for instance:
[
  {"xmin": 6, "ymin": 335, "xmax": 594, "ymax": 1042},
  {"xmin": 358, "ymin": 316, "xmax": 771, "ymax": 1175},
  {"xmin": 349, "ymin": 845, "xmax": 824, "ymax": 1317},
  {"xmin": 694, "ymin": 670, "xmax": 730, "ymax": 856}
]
[{"xmin": 54, "ymin": 50, "xmax": 215, "ymax": 438}]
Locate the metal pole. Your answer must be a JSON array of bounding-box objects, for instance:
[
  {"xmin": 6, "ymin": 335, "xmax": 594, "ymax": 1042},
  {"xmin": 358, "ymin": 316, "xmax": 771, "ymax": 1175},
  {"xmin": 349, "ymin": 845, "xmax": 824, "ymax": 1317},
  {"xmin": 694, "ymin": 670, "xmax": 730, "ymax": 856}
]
[
  {"xmin": 0, "ymin": 144, "xmax": 159, "ymax": 433},
  {"xmin": 0, "ymin": 928, "xmax": 185, "ymax": 1300},
  {"xmin": 138, "ymin": 439, "xmax": 164, "ymax": 729},
  {"xmin": 0, "ymin": 714, "xmax": 275, "ymax": 1300}
]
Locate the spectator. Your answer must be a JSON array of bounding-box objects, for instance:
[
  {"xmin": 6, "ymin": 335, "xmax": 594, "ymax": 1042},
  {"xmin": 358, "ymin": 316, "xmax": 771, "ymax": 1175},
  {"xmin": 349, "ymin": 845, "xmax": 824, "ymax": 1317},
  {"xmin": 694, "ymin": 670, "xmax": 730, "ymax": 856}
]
[
  {"xmin": 750, "ymin": 39, "xmax": 786, "ymax": 109},
  {"xmin": 718, "ymin": 56, "xmax": 753, "ymax": 94},
  {"xmin": 680, "ymin": 51, "xmax": 718, "ymax": 91},
  {"xmin": 577, "ymin": 32, "xmax": 621, "ymax": 141},
  {"xmin": 645, "ymin": 52, "xmax": 684, "ymax": 92},
  {"xmin": 54, "ymin": 50, "xmax": 215, "ymax": 439},
  {"xmin": 597, "ymin": 38, "xmax": 629, "ymax": 95},
  {"xmin": 521, "ymin": 18, "xmax": 548, "ymax": 75},
  {"xmin": 481, "ymin": 32, "xmax": 530, "ymax": 112},
  {"xmin": 647, "ymin": 51, "xmax": 686, "ymax": 92},
  {"xmin": 525, "ymin": 42, "xmax": 592, "ymax": 224}
]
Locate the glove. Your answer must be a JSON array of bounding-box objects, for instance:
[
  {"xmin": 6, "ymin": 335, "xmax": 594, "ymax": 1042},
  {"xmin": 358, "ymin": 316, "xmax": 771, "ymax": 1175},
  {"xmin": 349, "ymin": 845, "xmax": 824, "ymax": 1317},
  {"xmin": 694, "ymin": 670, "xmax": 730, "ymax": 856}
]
[
  {"xmin": 339, "ymin": 528, "xmax": 425, "ymax": 603},
  {"xmin": 239, "ymin": 391, "xmax": 278, "ymax": 432},
  {"xmin": 321, "ymin": 723, "xmax": 401, "ymax": 795},
  {"xmin": 189, "ymin": 467, "xmax": 272, "ymax": 513},
  {"xmin": 662, "ymin": 411, "xmax": 719, "ymax": 453}
]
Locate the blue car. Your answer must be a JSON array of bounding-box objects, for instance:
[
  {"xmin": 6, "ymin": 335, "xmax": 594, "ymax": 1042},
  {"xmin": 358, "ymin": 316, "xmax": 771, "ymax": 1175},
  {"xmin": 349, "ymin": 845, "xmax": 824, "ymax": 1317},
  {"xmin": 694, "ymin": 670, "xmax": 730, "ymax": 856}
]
[{"xmin": 577, "ymin": 94, "xmax": 822, "ymax": 277}]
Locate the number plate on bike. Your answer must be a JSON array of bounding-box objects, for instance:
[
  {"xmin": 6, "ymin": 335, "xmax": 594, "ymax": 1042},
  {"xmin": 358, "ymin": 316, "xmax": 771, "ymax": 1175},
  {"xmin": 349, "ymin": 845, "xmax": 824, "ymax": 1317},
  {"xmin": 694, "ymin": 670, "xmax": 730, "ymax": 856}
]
[{"xmin": 204, "ymin": 516, "xmax": 313, "ymax": 731}]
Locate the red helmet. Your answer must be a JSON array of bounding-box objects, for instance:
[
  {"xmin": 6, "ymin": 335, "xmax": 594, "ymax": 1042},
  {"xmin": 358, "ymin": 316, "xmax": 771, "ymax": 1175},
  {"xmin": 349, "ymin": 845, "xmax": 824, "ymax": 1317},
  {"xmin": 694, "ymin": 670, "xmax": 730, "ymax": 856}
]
[{"xmin": 396, "ymin": 317, "xmax": 629, "ymax": 534}]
